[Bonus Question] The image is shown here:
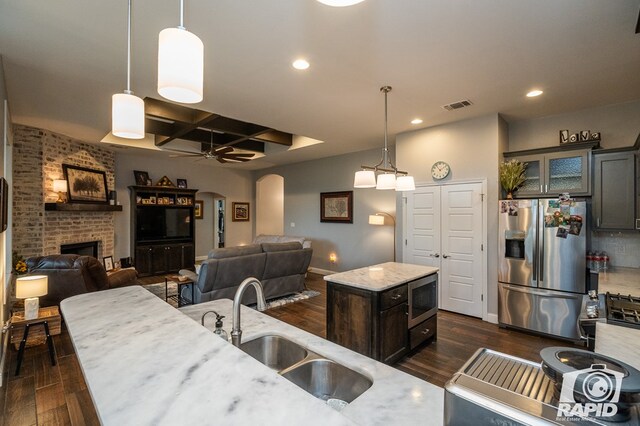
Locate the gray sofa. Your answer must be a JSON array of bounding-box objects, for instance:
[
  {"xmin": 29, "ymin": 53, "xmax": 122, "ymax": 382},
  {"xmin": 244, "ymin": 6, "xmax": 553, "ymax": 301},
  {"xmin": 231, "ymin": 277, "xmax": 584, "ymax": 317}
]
[{"xmin": 183, "ymin": 242, "xmax": 312, "ymax": 304}]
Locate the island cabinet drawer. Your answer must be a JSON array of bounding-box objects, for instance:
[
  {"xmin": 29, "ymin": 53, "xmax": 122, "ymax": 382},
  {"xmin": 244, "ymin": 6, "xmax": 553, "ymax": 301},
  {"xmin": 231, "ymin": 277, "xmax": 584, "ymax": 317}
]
[
  {"xmin": 380, "ymin": 285, "xmax": 408, "ymax": 310},
  {"xmin": 409, "ymin": 315, "xmax": 437, "ymax": 350}
]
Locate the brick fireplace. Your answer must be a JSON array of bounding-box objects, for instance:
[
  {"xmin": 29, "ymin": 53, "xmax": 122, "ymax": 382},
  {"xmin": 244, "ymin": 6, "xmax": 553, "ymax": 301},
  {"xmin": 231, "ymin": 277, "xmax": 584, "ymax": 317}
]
[{"xmin": 12, "ymin": 125, "xmax": 116, "ymax": 260}]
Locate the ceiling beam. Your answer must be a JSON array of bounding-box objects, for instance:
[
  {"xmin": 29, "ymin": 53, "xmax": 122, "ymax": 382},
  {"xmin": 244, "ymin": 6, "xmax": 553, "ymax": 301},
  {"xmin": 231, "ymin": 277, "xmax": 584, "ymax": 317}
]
[{"xmin": 253, "ymin": 130, "xmax": 293, "ymax": 146}]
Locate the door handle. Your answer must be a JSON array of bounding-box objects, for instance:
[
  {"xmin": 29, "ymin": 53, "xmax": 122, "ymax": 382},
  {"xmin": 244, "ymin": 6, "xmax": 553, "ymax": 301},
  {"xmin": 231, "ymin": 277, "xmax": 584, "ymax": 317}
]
[
  {"xmin": 597, "ymin": 217, "xmax": 600, "ymax": 228},
  {"xmin": 421, "ymin": 328, "xmax": 431, "ymax": 335},
  {"xmin": 545, "ymin": 184, "xmax": 548, "ymax": 193},
  {"xmin": 429, "ymin": 253, "xmax": 440, "ymax": 258},
  {"xmin": 391, "ymin": 294, "xmax": 402, "ymax": 300},
  {"xmin": 442, "ymin": 254, "xmax": 449, "ymax": 259},
  {"xmin": 637, "ymin": 219, "xmax": 640, "ymax": 230}
]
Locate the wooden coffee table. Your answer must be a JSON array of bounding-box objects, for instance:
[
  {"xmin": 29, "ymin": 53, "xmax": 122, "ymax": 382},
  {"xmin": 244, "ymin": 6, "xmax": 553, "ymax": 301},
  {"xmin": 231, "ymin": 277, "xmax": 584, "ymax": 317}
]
[{"xmin": 165, "ymin": 275, "xmax": 195, "ymax": 307}]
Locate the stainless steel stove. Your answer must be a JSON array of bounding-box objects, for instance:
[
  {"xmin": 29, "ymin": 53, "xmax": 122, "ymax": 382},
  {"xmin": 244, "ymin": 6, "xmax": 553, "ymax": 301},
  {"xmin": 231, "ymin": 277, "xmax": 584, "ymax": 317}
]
[
  {"xmin": 578, "ymin": 292, "xmax": 640, "ymax": 350},
  {"xmin": 607, "ymin": 293, "xmax": 640, "ymax": 327}
]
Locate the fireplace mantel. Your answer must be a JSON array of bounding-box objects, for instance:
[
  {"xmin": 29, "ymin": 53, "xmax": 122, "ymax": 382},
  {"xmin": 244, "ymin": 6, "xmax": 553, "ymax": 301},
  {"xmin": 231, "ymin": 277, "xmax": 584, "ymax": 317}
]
[{"xmin": 45, "ymin": 203, "xmax": 122, "ymax": 212}]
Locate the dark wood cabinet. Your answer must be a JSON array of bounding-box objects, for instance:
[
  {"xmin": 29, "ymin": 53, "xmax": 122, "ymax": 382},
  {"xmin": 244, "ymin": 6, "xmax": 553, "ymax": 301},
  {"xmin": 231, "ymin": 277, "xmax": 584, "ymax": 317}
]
[
  {"xmin": 327, "ymin": 280, "xmax": 432, "ymax": 365},
  {"xmin": 593, "ymin": 150, "xmax": 638, "ymax": 230},
  {"xmin": 129, "ymin": 186, "xmax": 198, "ymax": 276}
]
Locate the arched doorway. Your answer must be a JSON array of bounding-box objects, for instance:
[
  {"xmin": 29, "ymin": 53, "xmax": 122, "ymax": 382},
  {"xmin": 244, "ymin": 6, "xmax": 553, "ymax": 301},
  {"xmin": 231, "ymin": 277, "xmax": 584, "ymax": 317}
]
[
  {"xmin": 256, "ymin": 174, "xmax": 284, "ymax": 236},
  {"xmin": 195, "ymin": 191, "xmax": 226, "ymax": 257}
]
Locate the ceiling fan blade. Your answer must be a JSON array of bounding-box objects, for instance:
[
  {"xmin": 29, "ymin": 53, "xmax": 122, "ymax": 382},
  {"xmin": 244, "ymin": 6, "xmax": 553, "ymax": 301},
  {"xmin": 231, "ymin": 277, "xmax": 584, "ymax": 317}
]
[
  {"xmin": 223, "ymin": 153, "xmax": 255, "ymax": 158},
  {"xmin": 216, "ymin": 157, "xmax": 228, "ymax": 164},
  {"xmin": 169, "ymin": 153, "xmax": 204, "ymax": 158},
  {"xmin": 214, "ymin": 146, "xmax": 233, "ymax": 154},
  {"xmin": 221, "ymin": 156, "xmax": 252, "ymax": 162}
]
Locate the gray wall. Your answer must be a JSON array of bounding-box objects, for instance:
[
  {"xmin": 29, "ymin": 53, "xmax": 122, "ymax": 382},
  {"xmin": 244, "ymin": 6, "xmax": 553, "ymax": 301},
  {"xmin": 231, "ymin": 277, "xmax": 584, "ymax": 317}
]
[
  {"xmin": 509, "ymin": 99, "xmax": 640, "ymax": 268},
  {"xmin": 396, "ymin": 114, "xmax": 503, "ymax": 318},
  {"xmin": 254, "ymin": 148, "xmax": 397, "ymax": 272},
  {"xmin": 114, "ymin": 153, "xmax": 254, "ymax": 260}
]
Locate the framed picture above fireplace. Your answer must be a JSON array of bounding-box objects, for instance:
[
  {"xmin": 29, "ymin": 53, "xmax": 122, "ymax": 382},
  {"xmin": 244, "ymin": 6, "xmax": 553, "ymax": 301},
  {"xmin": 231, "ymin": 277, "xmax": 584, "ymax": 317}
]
[{"xmin": 62, "ymin": 164, "xmax": 109, "ymax": 204}]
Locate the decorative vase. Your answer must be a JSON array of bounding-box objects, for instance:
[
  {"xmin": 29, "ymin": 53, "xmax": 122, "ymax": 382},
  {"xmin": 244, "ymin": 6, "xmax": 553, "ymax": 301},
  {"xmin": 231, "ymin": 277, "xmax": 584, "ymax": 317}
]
[{"xmin": 506, "ymin": 191, "xmax": 513, "ymax": 200}]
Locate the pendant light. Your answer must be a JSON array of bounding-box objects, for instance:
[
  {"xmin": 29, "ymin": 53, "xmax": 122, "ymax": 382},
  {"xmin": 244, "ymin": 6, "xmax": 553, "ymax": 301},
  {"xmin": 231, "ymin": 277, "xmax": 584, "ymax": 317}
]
[
  {"xmin": 158, "ymin": 0, "xmax": 204, "ymax": 104},
  {"xmin": 317, "ymin": 0, "xmax": 366, "ymax": 6},
  {"xmin": 112, "ymin": 0, "xmax": 145, "ymax": 139},
  {"xmin": 353, "ymin": 86, "xmax": 415, "ymax": 191}
]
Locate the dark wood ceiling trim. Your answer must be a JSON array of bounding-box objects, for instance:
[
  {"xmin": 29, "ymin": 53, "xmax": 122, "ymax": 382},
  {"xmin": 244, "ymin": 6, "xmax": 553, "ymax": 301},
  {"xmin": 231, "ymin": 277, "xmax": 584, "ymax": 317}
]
[
  {"xmin": 155, "ymin": 113, "xmax": 221, "ymax": 146},
  {"xmin": 253, "ymin": 130, "xmax": 293, "ymax": 146}
]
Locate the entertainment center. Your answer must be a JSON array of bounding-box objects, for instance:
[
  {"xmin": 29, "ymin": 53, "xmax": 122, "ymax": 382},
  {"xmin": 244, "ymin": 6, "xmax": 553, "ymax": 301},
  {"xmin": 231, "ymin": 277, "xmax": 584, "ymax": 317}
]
[{"xmin": 129, "ymin": 186, "xmax": 198, "ymax": 277}]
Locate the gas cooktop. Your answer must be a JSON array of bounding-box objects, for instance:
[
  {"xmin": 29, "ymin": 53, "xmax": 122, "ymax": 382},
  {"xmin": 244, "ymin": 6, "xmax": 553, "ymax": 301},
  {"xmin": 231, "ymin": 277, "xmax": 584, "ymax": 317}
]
[{"xmin": 606, "ymin": 293, "xmax": 640, "ymax": 328}]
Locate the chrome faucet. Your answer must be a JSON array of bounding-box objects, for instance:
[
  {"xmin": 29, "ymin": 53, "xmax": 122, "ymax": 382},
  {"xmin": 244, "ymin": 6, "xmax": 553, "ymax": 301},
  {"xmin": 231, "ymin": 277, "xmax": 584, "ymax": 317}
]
[{"xmin": 231, "ymin": 277, "xmax": 267, "ymax": 347}]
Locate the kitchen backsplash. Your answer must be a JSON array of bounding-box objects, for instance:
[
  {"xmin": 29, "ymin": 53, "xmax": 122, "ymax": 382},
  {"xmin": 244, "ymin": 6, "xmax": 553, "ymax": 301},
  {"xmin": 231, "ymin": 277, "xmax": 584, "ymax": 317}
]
[{"xmin": 591, "ymin": 231, "xmax": 640, "ymax": 268}]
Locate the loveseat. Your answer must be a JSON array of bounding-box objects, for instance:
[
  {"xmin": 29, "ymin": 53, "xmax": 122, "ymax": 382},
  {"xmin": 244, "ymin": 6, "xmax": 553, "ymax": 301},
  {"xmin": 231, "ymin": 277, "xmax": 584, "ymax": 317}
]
[
  {"xmin": 25, "ymin": 254, "xmax": 138, "ymax": 306},
  {"xmin": 181, "ymin": 242, "xmax": 312, "ymax": 304}
]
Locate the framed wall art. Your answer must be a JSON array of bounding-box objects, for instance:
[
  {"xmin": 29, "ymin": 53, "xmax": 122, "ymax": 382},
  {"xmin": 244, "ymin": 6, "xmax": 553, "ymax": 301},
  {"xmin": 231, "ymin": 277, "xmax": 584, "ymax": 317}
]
[
  {"xmin": 195, "ymin": 200, "xmax": 204, "ymax": 219},
  {"xmin": 62, "ymin": 164, "xmax": 108, "ymax": 203},
  {"xmin": 232, "ymin": 202, "xmax": 250, "ymax": 222},
  {"xmin": 320, "ymin": 191, "xmax": 353, "ymax": 223}
]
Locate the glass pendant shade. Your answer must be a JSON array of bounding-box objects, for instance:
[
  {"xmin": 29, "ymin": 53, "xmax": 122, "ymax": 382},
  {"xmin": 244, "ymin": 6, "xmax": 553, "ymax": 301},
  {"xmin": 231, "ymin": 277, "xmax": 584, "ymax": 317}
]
[
  {"xmin": 396, "ymin": 175, "xmax": 416, "ymax": 192},
  {"xmin": 376, "ymin": 173, "xmax": 396, "ymax": 190},
  {"xmin": 158, "ymin": 27, "xmax": 204, "ymax": 103},
  {"xmin": 112, "ymin": 93, "xmax": 145, "ymax": 139},
  {"xmin": 317, "ymin": 0, "xmax": 365, "ymax": 6},
  {"xmin": 354, "ymin": 170, "xmax": 376, "ymax": 188}
]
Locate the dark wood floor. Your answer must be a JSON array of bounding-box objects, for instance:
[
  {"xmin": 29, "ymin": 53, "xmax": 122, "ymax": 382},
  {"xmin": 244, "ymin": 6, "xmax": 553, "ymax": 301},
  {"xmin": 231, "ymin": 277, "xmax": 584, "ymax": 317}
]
[{"xmin": 1, "ymin": 273, "xmax": 577, "ymax": 424}]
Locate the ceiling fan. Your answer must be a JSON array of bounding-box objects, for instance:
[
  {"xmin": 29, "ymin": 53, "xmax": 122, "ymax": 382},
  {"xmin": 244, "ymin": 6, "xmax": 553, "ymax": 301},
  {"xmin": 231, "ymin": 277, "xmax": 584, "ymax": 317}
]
[{"xmin": 169, "ymin": 130, "xmax": 255, "ymax": 163}]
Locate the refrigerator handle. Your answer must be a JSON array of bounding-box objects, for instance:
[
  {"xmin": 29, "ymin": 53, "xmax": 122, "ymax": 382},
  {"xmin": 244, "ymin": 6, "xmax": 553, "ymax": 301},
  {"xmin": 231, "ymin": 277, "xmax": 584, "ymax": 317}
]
[
  {"xmin": 539, "ymin": 203, "xmax": 544, "ymax": 281},
  {"xmin": 532, "ymin": 202, "xmax": 537, "ymax": 282}
]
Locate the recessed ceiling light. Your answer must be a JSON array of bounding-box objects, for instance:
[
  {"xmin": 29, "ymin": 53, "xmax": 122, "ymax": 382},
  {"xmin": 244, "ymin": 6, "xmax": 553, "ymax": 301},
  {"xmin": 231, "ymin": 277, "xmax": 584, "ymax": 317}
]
[
  {"xmin": 526, "ymin": 89, "xmax": 543, "ymax": 97},
  {"xmin": 317, "ymin": 0, "xmax": 365, "ymax": 6},
  {"xmin": 411, "ymin": 118, "xmax": 423, "ymax": 125},
  {"xmin": 292, "ymin": 59, "xmax": 310, "ymax": 70}
]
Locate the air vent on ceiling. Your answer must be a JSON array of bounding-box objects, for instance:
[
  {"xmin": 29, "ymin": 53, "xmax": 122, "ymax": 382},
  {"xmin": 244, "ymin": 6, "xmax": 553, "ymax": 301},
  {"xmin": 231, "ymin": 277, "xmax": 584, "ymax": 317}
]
[{"xmin": 441, "ymin": 99, "xmax": 473, "ymax": 111}]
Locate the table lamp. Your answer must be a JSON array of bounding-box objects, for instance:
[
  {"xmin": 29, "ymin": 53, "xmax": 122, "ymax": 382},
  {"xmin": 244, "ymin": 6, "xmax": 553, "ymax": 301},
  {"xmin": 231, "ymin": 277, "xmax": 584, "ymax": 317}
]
[
  {"xmin": 53, "ymin": 179, "xmax": 67, "ymax": 203},
  {"xmin": 16, "ymin": 275, "xmax": 48, "ymax": 320}
]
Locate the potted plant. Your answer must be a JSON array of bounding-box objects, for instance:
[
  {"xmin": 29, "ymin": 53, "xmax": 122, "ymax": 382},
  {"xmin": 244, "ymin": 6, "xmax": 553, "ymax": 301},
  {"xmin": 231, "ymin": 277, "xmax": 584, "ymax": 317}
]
[{"xmin": 499, "ymin": 159, "xmax": 527, "ymax": 199}]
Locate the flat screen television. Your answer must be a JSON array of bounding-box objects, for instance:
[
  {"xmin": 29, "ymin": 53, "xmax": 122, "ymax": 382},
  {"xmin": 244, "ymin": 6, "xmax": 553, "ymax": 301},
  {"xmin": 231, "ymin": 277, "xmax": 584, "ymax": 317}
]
[{"xmin": 136, "ymin": 207, "xmax": 192, "ymax": 241}]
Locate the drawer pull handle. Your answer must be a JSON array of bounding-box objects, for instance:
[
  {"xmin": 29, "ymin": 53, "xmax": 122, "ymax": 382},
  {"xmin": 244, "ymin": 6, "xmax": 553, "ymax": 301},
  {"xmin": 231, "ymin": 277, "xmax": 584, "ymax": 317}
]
[
  {"xmin": 391, "ymin": 294, "xmax": 402, "ymax": 300},
  {"xmin": 421, "ymin": 328, "xmax": 430, "ymax": 335}
]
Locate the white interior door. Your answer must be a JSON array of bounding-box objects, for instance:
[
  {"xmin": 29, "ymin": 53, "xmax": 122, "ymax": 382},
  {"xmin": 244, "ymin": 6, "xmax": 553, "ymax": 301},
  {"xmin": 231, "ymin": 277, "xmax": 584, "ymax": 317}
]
[
  {"xmin": 440, "ymin": 183, "xmax": 484, "ymax": 317},
  {"xmin": 403, "ymin": 187, "xmax": 441, "ymax": 268}
]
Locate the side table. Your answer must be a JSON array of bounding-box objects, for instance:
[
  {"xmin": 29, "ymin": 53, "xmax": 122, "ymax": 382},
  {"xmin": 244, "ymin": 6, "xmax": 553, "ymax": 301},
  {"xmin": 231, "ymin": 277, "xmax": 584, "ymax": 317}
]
[
  {"xmin": 165, "ymin": 275, "xmax": 195, "ymax": 307},
  {"xmin": 10, "ymin": 306, "xmax": 60, "ymax": 376}
]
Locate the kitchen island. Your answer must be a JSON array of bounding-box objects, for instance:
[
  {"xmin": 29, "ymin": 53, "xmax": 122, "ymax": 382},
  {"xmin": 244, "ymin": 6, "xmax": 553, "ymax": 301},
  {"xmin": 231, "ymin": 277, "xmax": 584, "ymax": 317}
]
[
  {"xmin": 61, "ymin": 286, "xmax": 443, "ymax": 425},
  {"xmin": 324, "ymin": 262, "xmax": 439, "ymax": 364}
]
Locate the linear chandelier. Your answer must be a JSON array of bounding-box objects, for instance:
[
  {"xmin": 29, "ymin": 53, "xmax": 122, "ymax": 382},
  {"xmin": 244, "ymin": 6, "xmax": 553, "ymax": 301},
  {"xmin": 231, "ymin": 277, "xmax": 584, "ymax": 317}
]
[
  {"xmin": 158, "ymin": 0, "xmax": 204, "ymax": 104},
  {"xmin": 112, "ymin": 0, "xmax": 145, "ymax": 139},
  {"xmin": 354, "ymin": 86, "xmax": 415, "ymax": 191}
]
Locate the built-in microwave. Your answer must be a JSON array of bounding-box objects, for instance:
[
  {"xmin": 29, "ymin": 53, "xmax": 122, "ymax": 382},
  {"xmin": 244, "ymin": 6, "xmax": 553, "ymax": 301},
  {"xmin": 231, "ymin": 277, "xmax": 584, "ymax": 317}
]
[{"xmin": 408, "ymin": 274, "xmax": 438, "ymax": 328}]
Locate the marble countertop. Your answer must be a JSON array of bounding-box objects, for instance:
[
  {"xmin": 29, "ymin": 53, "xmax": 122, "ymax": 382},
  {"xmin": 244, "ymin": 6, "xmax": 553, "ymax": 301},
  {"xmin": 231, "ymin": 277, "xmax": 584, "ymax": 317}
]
[
  {"xmin": 323, "ymin": 262, "xmax": 439, "ymax": 291},
  {"xmin": 597, "ymin": 267, "xmax": 640, "ymax": 296},
  {"xmin": 595, "ymin": 322, "xmax": 640, "ymax": 370},
  {"xmin": 61, "ymin": 286, "xmax": 443, "ymax": 425}
]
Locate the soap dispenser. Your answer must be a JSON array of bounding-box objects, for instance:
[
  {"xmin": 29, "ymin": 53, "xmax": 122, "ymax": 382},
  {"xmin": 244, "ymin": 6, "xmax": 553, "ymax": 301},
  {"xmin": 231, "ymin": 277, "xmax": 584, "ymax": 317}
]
[
  {"xmin": 201, "ymin": 310, "xmax": 229, "ymax": 341},
  {"xmin": 213, "ymin": 313, "xmax": 228, "ymax": 341}
]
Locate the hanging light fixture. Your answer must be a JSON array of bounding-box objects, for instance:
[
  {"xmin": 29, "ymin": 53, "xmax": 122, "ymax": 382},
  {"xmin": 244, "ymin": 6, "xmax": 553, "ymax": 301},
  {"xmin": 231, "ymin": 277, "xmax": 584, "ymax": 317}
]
[
  {"xmin": 353, "ymin": 86, "xmax": 415, "ymax": 191},
  {"xmin": 317, "ymin": 0, "xmax": 366, "ymax": 6},
  {"xmin": 112, "ymin": 0, "xmax": 145, "ymax": 139},
  {"xmin": 158, "ymin": 0, "xmax": 204, "ymax": 104}
]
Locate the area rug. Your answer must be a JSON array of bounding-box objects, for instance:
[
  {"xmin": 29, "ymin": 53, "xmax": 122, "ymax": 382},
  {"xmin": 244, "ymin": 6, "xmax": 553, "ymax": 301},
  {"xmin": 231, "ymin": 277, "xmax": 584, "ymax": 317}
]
[{"xmin": 143, "ymin": 280, "xmax": 320, "ymax": 309}]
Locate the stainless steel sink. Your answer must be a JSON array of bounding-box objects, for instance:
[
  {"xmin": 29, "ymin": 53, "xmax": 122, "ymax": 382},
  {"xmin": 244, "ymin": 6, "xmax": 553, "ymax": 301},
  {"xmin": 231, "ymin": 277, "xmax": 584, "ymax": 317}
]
[
  {"xmin": 281, "ymin": 359, "xmax": 373, "ymax": 403},
  {"xmin": 239, "ymin": 334, "xmax": 373, "ymax": 407},
  {"xmin": 240, "ymin": 335, "xmax": 308, "ymax": 371}
]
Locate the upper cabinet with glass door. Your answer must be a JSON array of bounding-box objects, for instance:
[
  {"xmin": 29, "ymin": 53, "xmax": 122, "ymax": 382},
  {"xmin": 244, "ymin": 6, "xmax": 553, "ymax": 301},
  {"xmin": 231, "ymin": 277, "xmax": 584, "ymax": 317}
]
[{"xmin": 505, "ymin": 149, "xmax": 591, "ymax": 198}]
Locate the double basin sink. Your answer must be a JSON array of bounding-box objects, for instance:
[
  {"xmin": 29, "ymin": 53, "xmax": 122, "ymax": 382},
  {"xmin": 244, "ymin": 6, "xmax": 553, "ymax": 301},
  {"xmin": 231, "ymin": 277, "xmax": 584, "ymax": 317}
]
[{"xmin": 240, "ymin": 335, "xmax": 373, "ymax": 409}]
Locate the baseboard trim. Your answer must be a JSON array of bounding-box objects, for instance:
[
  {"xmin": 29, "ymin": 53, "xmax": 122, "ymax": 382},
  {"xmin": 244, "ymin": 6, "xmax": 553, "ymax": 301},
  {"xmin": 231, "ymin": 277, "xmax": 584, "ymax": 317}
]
[
  {"xmin": 308, "ymin": 267, "xmax": 337, "ymax": 276},
  {"xmin": 486, "ymin": 313, "xmax": 499, "ymax": 324}
]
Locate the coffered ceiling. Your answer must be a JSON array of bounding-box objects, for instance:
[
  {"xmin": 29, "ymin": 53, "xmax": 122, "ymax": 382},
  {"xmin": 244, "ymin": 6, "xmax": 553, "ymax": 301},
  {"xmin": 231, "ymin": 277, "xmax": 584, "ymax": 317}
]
[{"xmin": 1, "ymin": 0, "xmax": 639, "ymax": 170}]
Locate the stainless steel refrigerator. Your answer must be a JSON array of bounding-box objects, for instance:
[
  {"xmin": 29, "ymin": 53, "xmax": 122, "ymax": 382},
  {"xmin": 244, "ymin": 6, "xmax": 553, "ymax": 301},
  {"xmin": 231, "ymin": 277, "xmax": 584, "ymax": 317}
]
[{"xmin": 498, "ymin": 199, "xmax": 587, "ymax": 340}]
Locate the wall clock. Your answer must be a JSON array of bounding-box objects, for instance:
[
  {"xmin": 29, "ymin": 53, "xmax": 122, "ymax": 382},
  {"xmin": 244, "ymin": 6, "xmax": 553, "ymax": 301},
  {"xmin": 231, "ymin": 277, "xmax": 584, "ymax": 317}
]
[{"xmin": 431, "ymin": 161, "xmax": 450, "ymax": 180}]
